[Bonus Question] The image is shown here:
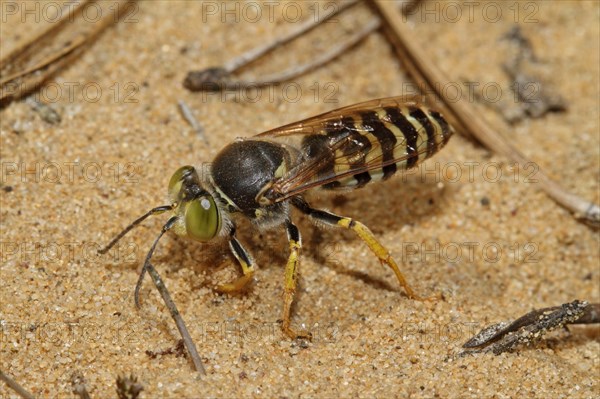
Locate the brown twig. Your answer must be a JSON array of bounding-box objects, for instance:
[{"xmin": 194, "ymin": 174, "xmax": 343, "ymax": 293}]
[
  {"xmin": 182, "ymin": 1, "xmax": 423, "ymax": 91},
  {"xmin": 187, "ymin": 18, "xmax": 380, "ymax": 91},
  {"xmin": 223, "ymin": 0, "xmax": 361, "ymax": 73},
  {"xmin": 184, "ymin": 0, "xmax": 364, "ymax": 91},
  {"xmin": 0, "ymin": 0, "xmax": 137, "ymax": 107},
  {"xmin": 370, "ymin": 0, "xmax": 600, "ymax": 226}
]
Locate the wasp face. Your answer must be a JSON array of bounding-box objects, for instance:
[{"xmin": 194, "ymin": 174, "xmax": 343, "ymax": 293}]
[{"xmin": 168, "ymin": 166, "xmax": 221, "ymax": 242}]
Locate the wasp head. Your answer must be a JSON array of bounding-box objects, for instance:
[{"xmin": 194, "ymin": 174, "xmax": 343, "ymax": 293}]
[{"xmin": 168, "ymin": 166, "xmax": 221, "ymax": 242}]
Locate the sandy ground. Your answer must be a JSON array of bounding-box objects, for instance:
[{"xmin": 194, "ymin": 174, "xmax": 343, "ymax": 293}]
[{"xmin": 1, "ymin": 1, "xmax": 599, "ymax": 398}]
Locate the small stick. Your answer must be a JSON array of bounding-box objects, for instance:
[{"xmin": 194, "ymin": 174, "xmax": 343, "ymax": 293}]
[
  {"xmin": 184, "ymin": 0, "xmax": 362, "ymax": 91},
  {"xmin": 136, "ymin": 216, "xmax": 206, "ymax": 375},
  {"xmin": 462, "ymin": 300, "xmax": 597, "ymax": 355},
  {"xmin": 144, "ymin": 259, "xmax": 206, "ymax": 375},
  {"xmin": 98, "ymin": 206, "xmax": 205, "ymax": 374},
  {"xmin": 190, "ymin": 18, "xmax": 380, "ymax": 91},
  {"xmin": 178, "ymin": 100, "xmax": 207, "ymax": 143},
  {"xmin": 0, "ymin": 370, "xmax": 35, "ymax": 399},
  {"xmin": 223, "ymin": 0, "xmax": 360, "ymax": 73}
]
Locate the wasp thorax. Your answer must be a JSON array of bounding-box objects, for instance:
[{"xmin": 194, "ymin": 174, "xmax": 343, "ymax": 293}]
[{"xmin": 168, "ymin": 165, "xmax": 221, "ymax": 242}]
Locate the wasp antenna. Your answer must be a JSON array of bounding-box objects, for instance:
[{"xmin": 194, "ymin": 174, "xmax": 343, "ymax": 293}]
[
  {"xmin": 134, "ymin": 215, "xmax": 177, "ymax": 308},
  {"xmin": 98, "ymin": 204, "xmax": 174, "ymax": 255}
]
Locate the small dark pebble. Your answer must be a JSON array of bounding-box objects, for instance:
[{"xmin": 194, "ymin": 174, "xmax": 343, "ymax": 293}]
[
  {"xmin": 480, "ymin": 197, "xmax": 490, "ymax": 206},
  {"xmin": 299, "ymin": 339, "xmax": 310, "ymax": 349}
]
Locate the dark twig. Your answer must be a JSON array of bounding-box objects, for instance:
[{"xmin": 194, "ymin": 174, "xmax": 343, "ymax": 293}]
[{"xmin": 462, "ymin": 300, "xmax": 598, "ymax": 355}]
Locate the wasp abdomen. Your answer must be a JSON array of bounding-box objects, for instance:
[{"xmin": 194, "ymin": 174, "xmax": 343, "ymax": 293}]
[{"xmin": 304, "ymin": 104, "xmax": 453, "ymax": 190}]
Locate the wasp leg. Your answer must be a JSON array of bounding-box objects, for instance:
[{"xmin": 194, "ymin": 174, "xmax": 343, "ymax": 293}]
[
  {"xmin": 281, "ymin": 220, "xmax": 312, "ymax": 340},
  {"xmin": 216, "ymin": 229, "xmax": 256, "ymax": 293},
  {"xmin": 292, "ymin": 197, "xmax": 426, "ymax": 301}
]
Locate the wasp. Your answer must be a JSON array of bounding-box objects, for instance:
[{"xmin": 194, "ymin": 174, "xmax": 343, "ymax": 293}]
[{"xmin": 100, "ymin": 96, "xmax": 453, "ymax": 371}]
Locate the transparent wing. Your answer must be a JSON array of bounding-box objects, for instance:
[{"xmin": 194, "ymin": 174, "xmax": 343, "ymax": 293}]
[
  {"xmin": 255, "ymin": 96, "xmax": 424, "ymax": 139},
  {"xmin": 252, "ymin": 96, "xmax": 451, "ymax": 203}
]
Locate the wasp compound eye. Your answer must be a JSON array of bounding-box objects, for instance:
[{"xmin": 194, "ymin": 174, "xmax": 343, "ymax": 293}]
[{"xmin": 185, "ymin": 195, "xmax": 221, "ymax": 241}]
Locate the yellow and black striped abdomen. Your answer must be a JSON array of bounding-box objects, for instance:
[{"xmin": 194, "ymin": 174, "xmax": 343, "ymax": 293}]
[{"xmin": 300, "ymin": 103, "xmax": 453, "ymax": 190}]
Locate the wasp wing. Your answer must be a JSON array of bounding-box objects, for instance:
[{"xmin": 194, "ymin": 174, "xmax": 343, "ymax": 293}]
[{"xmin": 254, "ymin": 96, "xmax": 452, "ymax": 203}]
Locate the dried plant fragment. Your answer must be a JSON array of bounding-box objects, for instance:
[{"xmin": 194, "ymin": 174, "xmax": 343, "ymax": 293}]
[
  {"xmin": 462, "ymin": 300, "xmax": 597, "ymax": 355},
  {"xmin": 116, "ymin": 374, "xmax": 144, "ymax": 399},
  {"xmin": 499, "ymin": 26, "xmax": 567, "ymax": 123},
  {"xmin": 183, "ymin": 0, "xmax": 367, "ymax": 91},
  {"xmin": 0, "ymin": 0, "xmax": 137, "ymax": 106}
]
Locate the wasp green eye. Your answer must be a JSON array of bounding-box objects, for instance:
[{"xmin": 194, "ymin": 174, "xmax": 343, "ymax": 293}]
[
  {"xmin": 168, "ymin": 165, "xmax": 195, "ymax": 202},
  {"xmin": 185, "ymin": 195, "xmax": 220, "ymax": 241}
]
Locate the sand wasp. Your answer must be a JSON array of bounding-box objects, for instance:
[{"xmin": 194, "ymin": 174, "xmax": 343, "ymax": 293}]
[{"xmin": 100, "ymin": 96, "xmax": 453, "ymax": 370}]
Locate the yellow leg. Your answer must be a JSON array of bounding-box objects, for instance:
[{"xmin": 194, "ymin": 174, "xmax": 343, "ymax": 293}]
[
  {"xmin": 291, "ymin": 197, "xmax": 430, "ymax": 301},
  {"xmin": 281, "ymin": 221, "xmax": 311, "ymax": 339},
  {"xmin": 216, "ymin": 236, "xmax": 255, "ymax": 293},
  {"xmin": 337, "ymin": 218, "xmax": 425, "ymax": 300}
]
